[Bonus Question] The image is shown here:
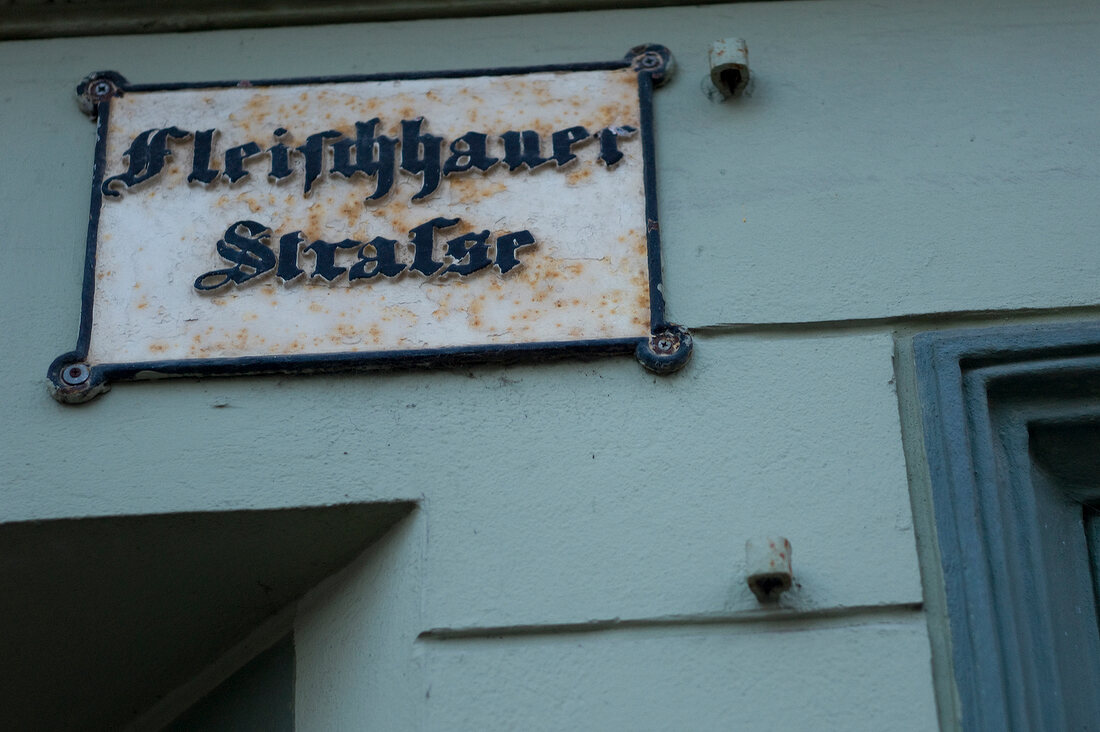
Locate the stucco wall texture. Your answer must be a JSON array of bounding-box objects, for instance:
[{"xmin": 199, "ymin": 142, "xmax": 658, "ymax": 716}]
[{"xmin": 3, "ymin": 0, "xmax": 1098, "ymax": 729}]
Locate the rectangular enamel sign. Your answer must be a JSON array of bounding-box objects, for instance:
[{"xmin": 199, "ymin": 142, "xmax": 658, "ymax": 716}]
[{"xmin": 49, "ymin": 46, "xmax": 691, "ymax": 402}]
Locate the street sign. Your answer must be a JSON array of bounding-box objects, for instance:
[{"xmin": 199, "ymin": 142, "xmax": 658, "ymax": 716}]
[{"xmin": 49, "ymin": 45, "xmax": 690, "ymax": 402}]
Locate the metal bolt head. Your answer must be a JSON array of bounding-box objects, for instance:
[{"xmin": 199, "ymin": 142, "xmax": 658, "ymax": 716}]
[
  {"xmin": 90, "ymin": 79, "xmax": 114, "ymax": 99},
  {"xmin": 626, "ymin": 45, "xmax": 674, "ymax": 88},
  {"xmin": 61, "ymin": 363, "xmax": 90, "ymax": 386},
  {"xmin": 76, "ymin": 72, "xmax": 128, "ymax": 117},
  {"xmin": 635, "ymin": 323, "xmax": 692, "ymax": 374},
  {"xmin": 651, "ymin": 330, "xmax": 681, "ymax": 355}
]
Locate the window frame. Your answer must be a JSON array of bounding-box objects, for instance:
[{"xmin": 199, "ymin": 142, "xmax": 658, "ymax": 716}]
[{"xmin": 914, "ymin": 322, "xmax": 1100, "ymax": 730}]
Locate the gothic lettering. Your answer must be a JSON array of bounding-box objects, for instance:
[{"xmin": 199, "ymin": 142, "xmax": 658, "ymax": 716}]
[
  {"xmin": 551, "ymin": 126, "xmax": 590, "ymax": 167},
  {"xmin": 348, "ymin": 237, "xmax": 406, "ymax": 280},
  {"xmin": 330, "ymin": 119, "xmax": 398, "ymax": 201},
  {"xmin": 188, "ymin": 129, "xmax": 219, "ymax": 185},
  {"xmin": 102, "ymin": 126, "xmax": 190, "ymax": 196},
  {"xmin": 296, "ymin": 130, "xmax": 342, "ymax": 195},
  {"xmin": 194, "ymin": 218, "xmax": 536, "ymax": 291},
  {"xmin": 409, "ymin": 216, "xmax": 459, "ymax": 276},
  {"xmin": 193, "ymin": 220, "xmax": 277, "ymax": 291},
  {"xmin": 442, "ymin": 132, "xmax": 499, "ymax": 175},
  {"xmin": 500, "ymin": 130, "xmax": 550, "ymax": 171},
  {"xmin": 104, "ymin": 118, "xmax": 638, "ymax": 202},
  {"xmin": 400, "ymin": 119, "xmax": 443, "ymax": 200}
]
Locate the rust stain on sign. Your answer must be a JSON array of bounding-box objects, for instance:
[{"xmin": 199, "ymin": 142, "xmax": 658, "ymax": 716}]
[{"xmin": 88, "ymin": 69, "xmax": 650, "ymax": 363}]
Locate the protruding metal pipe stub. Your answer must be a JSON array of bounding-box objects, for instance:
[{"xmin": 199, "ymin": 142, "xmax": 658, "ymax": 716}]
[
  {"xmin": 745, "ymin": 536, "xmax": 793, "ymax": 602},
  {"xmin": 708, "ymin": 38, "xmax": 750, "ymax": 99}
]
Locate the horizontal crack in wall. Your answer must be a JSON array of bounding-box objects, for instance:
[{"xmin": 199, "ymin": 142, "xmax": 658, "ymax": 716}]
[
  {"xmin": 688, "ymin": 304, "xmax": 1100, "ymax": 338},
  {"xmin": 418, "ymin": 601, "xmax": 923, "ymax": 641}
]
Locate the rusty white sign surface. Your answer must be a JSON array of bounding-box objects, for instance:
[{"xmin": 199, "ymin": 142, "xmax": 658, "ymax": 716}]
[{"xmin": 50, "ymin": 48, "xmax": 691, "ymax": 402}]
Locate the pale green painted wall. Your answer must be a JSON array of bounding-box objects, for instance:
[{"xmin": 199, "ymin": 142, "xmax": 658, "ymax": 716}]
[{"xmin": 2, "ymin": 0, "xmax": 1099, "ymax": 729}]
